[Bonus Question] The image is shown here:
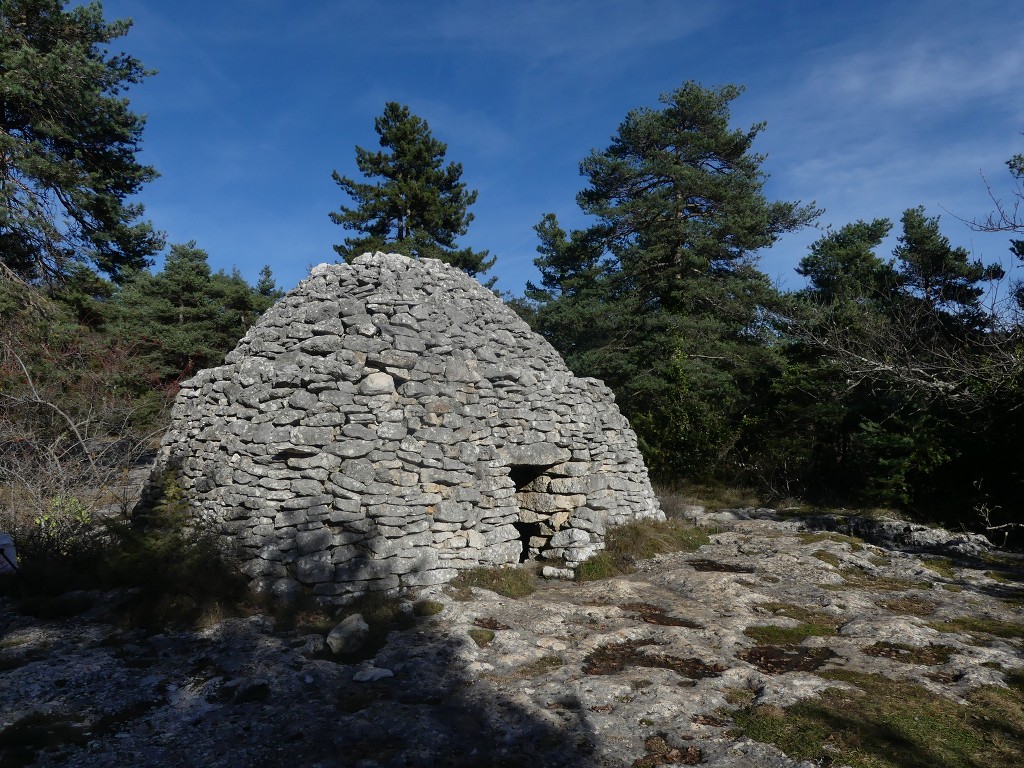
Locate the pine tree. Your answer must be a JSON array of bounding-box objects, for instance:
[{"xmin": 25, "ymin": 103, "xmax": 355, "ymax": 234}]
[
  {"xmin": 796, "ymin": 219, "xmax": 896, "ymax": 305},
  {"xmin": 0, "ymin": 0, "xmax": 163, "ymax": 284},
  {"xmin": 893, "ymin": 207, "xmax": 1003, "ymax": 327},
  {"xmin": 254, "ymin": 265, "xmax": 284, "ymax": 311},
  {"xmin": 110, "ymin": 243, "xmax": 267, "ymax": 381},
  {"xmin": 527, "ymin": 82, "xmax": 819, "ymax": 476},
  {"xmin": 330, "ymin": 102, "xmax": 494, "ymax": 281},
  {"xmin": 773, "ymin": 210, "xmax": 1010, "ymax": 510}
]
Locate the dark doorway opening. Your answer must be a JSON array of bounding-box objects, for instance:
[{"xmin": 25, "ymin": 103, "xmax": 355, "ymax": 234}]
[
  {"xmin": 509, "ymin": 463, "xmax": 555, "ymax": 562},
  {"xmin": 513, "ymin": 521, "xmax": 542, "ymax": 563},
  {"xmin": 509, "ymin": 464, "xmax": 547, "ymax": 491}
]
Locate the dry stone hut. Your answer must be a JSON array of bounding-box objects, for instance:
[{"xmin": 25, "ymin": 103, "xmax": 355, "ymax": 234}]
[{"xmin": 145, "ymin": 252, "xmax": 662, "ymax": 601}]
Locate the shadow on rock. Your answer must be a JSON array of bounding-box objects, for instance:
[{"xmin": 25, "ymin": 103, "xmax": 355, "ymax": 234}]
[{"xmin": 0, "ymin": 595, "xmax": 599, "ymax": 768}]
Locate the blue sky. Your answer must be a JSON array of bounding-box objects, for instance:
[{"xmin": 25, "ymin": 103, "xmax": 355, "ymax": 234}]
[{"xmin": 101, "ymin": 0, "xmax": 1024, "ymax": 296}]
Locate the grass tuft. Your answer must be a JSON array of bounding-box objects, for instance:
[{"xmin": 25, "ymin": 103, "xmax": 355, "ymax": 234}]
[
  {"xmin": 413, "ymin": 599, "xmax": 445, "ymax": 617},
  {"xmin": 928, "ymin": 617, "xmax": 1024, "ymax": 641},
  {"xmin": 468, "ymin": 628, "xmax": 495, "ymax": 647},
  {"xmin": 517, "ymin": 655, "xmax": 564, "ymax": 677},
  {"xmin": 449, "ymin": 567, "xmax": 535, "ymax": 599},
  {"xmin": 821, "ymin": 568, "xmax": 930, "ymax": 593},
  {"xmin": 875, "ymin": 595, "xmax": 937, "ymax": 617},
  {"xmin": 729, "ymin": 670, "xmax": 1024, "ymax": 768},
  {"xmin": 743, "ymin": 622, "xmax": 838, "ymax": 646},
  {"xmin": 797, "ymin": 532, "xmax": 865, "ymax": 551},
  {"xmin": 655, "ymin": 483, "xmax": 763, "ymax": 512},
  {"xmin": 813, "ymin": 550, "xmax": 841, "ymax": 567},
  {"xmin": 861, "ymin": 641, "xmax": 955, "ymax": 665},
  {"xmin": 920, "ymin": 556, "xmax": 958, "ymax": 580},
  {"xmin": 576, "ymin": 519, "xmax": 717, "ymax": 582}
]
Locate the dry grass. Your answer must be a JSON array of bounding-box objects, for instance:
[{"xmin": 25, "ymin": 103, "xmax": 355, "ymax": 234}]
[
  {"xmin": 820, "ymin": 567, "xmax": 931, "ymax": 593},
  {"xmin": 928, "ymin": 617, "xmax": 1024, "ymax": 642},
  {"xmin": 861, "ymin": 641, "xmax": 955, "ymax": 665},
  {"xmin": 729, "ymin": 669, "xmax": 1024, "ymax": 768},
  {"xmin": 656, "ymin": 482, "xmax": 762, "ymax": 512},
  {"xmin": 813, "ymin": 550, "xmax": 841, "ymax": 567},
  {"xmin": 576, "ymin": 519, "xmax": 717, "ymax": 582},
  {"xmin": 448, "ymin": 566, "xmax": 536, "ymax": 599},
  {"xmin": 797, "ymin": 532, "xmax": 865, "ymax": 551},
  {"xmin": 875, "ymin": 596, "xmax": 937, "ymax": 617}
]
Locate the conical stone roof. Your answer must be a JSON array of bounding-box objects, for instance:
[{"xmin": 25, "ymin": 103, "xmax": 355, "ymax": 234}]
[{"xmin": 146, "ymin": 252, "xmax": 662, "ymax": 602}]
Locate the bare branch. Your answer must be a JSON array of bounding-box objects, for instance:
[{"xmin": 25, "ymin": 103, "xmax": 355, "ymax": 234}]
[
  {"xmin": 0, "ymin": 340, "xmax": 98, "ymax": 473},
  {"xmin": 787, "ymin": 299, "xmax": 1024, "ymax": 410}
]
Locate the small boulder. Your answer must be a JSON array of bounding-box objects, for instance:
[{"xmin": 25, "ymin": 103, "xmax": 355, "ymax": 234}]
[
  {"xmin": 353, "ymin": 664, "xmax": 394, "ymax": 682},
  {"xmin": 327, "ymin": 613, "xmax": 369, "ymax": 655}
]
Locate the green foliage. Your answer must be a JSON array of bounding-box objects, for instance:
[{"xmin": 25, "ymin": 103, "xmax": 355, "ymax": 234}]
[
  {"xmin": 0, "ymin": 0, "xmax": 163, "ymax": 283},
  {"xmin": 742, "ymin": 622, "xmax": 837, "ymax": 645},
  {"xmin": 895, "ymin": 206, "xmax": 1004, "ymax": 324},
  {"xmin": 525, "ymin": 82, "xmax": 819, "ymax": 477},
  {"xmin": 412, "ymin": 599, "xmax": 445, "ymax": 617},
  {"xmin": 572, "ymin": 551, "xmax": 623, "ymax": 582},
  {"xmin": 822, "ymin": 569, "xmax": 930, "ymax": 593},
  {"xmin": 96, "ymin": 474, "xmax": 247, "ymax": 629},
  {"xmin": 740, "ymin": 207, "xmax": 1016, "ymax": 515},
  {"xmin": 0, "ymin": 277, "xmax": 167, "ymax": 435},
  {"xmin": 657, "ymin": 482, "xmax": 762, "ymax": 512},
  {"xmin": 812, "ymin": 550, "xmax": 841, "ymax": 567},
  {"xmin": 2, "ymin": 471, "xmax": 248, "ymax": 630},
  {"xmin": 330, "ymin": 102, "xmax": 495, "ymax": 281},
  {"xmin": 515, "ymin": 655, "xmax": 565, "ymax": 678},
  {"xmin": 31, "ymin": 495, "xmax": 92, "ymax": 557},
  {"xmin": 0, "ymin": 281, "xmax": 171, "ymax": 555},
  {"xmin": 796, "ymin": 533, "xmax": 865, "ymax": 551},
  {"xmin": 928, "ymin": 617, "xmax": 1024, "ymax": 641},
  {"xmin": 919, "ymin": 556, "xmax": 957, "ymax": 579},
  {"xmin": 108, "ymin": 242, "xmax": 277, "ymax": 382},
  {"xmin": 468, "ymin": 628, "xmax": 495, "ymax": 647},
  {"xmin": 796, "ymin": 218, "xmax": 896, "ymax": 304}
]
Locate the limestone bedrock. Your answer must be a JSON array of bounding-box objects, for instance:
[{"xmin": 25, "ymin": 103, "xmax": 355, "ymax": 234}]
[{"xmin": 143, "ymin": 252, "xmax": 662, "ymax": 601}]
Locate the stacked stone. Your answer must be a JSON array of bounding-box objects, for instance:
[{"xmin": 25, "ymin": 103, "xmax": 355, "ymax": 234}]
[{"xmin": 146, "ymin": 252, "xmax": 662, "ymax": 602}]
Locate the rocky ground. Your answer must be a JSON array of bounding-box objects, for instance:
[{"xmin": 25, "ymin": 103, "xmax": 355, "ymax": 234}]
[{"xmin": 2, "ymin": 507, "xmax": 1022, "ymax": 767}]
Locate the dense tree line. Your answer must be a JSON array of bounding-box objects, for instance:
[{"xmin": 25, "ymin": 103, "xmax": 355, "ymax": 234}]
[
  {"xmin": 3, "ymin": 1, "xmax": 1022, "ymax": 541},
  {"xmin": 0, "ymin": 0, "xmax": 282, "ymax": 503},
  {"xmin": 521, "ymin": 82, "xmax": 1023, "ymax": 535},
  {"xmin": 0, "ymin": 1, "xmax": 288, "ymax": 551}
]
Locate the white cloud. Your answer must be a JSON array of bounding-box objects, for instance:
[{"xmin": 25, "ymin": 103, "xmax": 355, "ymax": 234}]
[{"xmin": 807, "ymin": 41, "xmax": 1024, "ymax": 115}]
